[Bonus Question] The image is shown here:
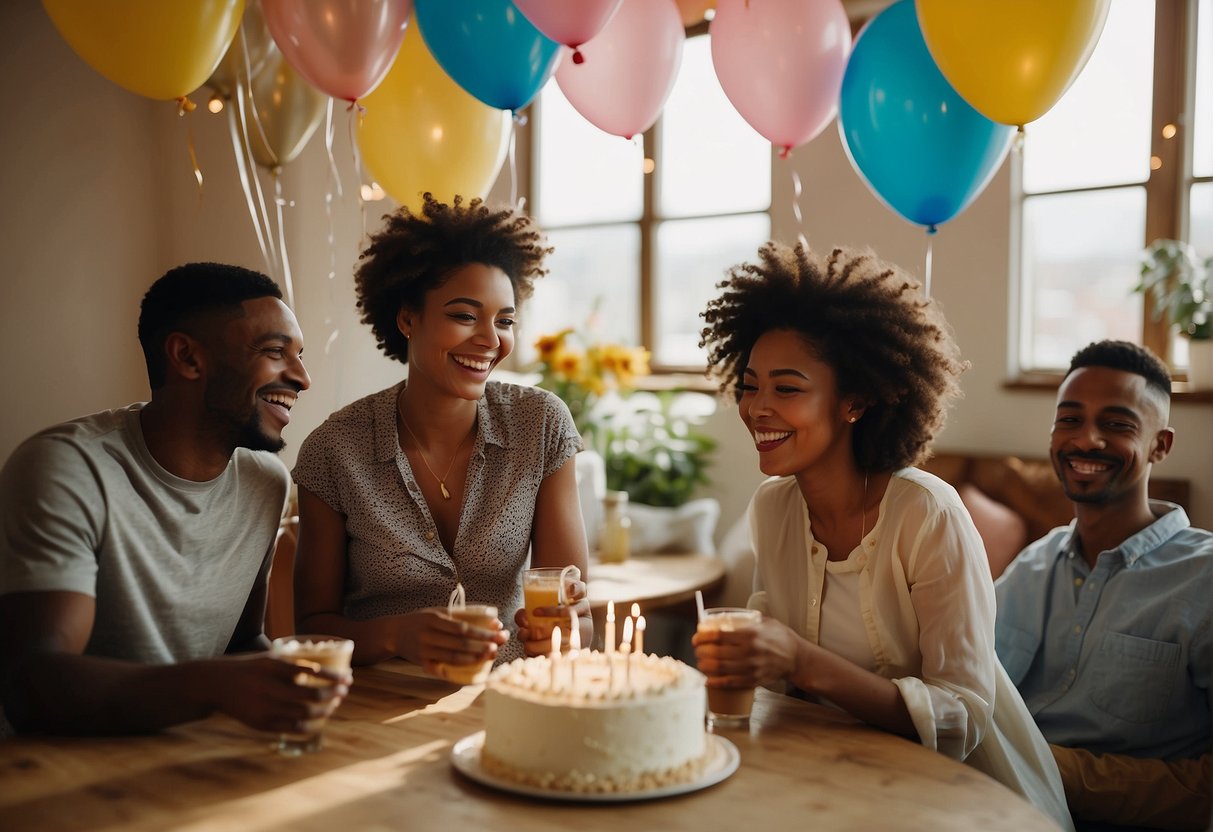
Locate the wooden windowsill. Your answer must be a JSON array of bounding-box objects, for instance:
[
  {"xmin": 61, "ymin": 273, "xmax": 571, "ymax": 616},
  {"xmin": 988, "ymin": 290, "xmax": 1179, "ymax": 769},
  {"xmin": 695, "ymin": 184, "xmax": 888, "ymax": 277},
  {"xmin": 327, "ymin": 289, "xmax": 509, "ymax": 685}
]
[{"xmin": 1004, "ymin": 373, "xmax": 1213, "ymax": 404}]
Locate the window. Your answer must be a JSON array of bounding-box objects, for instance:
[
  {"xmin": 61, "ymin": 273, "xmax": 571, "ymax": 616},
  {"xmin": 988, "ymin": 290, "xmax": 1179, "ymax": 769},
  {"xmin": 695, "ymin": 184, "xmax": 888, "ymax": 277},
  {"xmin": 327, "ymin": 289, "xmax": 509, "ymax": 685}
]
[
  {"xmin": 1016, "ymin": 0, "xmax": 1210, "ymax": 376},
  {"xmin": 526, "ymin": 33, "xmax": 771, "ymax": 372}
]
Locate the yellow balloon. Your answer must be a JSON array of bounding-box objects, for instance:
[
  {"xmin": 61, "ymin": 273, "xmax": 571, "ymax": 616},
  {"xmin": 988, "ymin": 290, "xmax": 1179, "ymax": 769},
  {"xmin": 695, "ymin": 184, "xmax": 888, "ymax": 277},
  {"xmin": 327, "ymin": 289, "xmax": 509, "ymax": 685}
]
[
  {"xmin": 358, "ymin": 20, "xmax": 511, "ymax": 213},
  {"xmin": 916, "ymin": 0, "xmax": 1110, "ymax": 126},
  {"xmin": 43, "ymin": 0, "xmax": 245, "ymax": 101}
]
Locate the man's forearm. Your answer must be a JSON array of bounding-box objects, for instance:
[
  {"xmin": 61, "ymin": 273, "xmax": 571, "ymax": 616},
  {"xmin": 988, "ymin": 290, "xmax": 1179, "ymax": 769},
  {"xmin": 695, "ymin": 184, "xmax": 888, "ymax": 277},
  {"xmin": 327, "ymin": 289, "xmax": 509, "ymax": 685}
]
[{"xmin": 2, "ymin": 652, "xmax": 215, "ymax": 735}]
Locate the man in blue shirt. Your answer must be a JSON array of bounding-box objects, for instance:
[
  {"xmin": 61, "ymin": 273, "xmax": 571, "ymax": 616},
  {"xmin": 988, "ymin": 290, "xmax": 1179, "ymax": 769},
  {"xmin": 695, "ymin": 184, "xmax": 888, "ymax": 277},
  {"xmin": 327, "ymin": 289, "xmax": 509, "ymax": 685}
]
[{"xmin": 995, "ymin": 340, "xmax": 1210, "ymax": 831}]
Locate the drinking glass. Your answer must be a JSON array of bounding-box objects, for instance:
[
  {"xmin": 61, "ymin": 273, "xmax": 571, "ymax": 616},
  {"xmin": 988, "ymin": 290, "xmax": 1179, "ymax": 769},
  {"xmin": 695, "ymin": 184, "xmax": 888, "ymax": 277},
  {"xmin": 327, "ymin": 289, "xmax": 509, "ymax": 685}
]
[
  {"xmin": 697, "ymin": 608, "xmax": 762, "ymax": 728},
  {"xmin": 522, "ymin": 565, "xmax": 580, "ymax": 641},
  {"xmin": 269, "ymin": 635, "xmax": 354, "ymax": 755},
  {"xmin": 433, "ymin": 604, "xmax": 500, "ymax": 685}
]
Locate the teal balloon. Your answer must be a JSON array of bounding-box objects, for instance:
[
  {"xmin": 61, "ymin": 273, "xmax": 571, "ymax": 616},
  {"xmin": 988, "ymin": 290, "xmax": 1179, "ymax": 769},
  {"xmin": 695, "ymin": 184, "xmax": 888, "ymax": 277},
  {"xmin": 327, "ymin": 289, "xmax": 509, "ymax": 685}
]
[
  {"xmin": 416, "ymin": 0, "xmax": 560, "ymax": 112},
  {"xmin": 838, "ymin": 0, "xmax": 1014, "ymax": 232}
]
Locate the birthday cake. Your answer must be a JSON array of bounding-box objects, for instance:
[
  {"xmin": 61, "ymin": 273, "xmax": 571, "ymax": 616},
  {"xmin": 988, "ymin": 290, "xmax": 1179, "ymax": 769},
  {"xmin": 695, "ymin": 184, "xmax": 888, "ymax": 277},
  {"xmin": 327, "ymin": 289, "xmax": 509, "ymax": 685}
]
[{"xmin": 481, "ymin": 651, "xmax": 709, "ymax": 794}]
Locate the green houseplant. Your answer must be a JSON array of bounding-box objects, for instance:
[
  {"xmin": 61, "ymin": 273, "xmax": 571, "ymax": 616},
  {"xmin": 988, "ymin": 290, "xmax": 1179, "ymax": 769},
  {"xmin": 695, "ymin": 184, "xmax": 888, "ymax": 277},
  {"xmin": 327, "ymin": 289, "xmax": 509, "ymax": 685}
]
[
  {"xmin": 1135, "ymin": 239, "xmax": 1212, "ymax": 340},
  {"xmin": 1133, "ymin": 239, "xmax": 1213, "ymax": 389}
]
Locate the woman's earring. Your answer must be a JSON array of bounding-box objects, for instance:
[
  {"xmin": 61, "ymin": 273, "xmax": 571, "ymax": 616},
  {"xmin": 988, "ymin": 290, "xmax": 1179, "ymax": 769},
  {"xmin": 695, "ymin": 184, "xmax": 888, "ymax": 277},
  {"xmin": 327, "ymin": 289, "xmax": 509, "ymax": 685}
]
[{"xmin": 849, "ymin": 416, "xmax": 857, "ymax": 423}]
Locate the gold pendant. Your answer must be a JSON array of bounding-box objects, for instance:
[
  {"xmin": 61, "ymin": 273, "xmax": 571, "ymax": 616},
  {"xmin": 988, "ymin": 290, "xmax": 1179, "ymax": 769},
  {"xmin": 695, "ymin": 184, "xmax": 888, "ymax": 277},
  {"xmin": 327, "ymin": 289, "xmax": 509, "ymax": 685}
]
[{"xmin": 439, "ymin": 481, "xmax": 451, "ymax": 500}]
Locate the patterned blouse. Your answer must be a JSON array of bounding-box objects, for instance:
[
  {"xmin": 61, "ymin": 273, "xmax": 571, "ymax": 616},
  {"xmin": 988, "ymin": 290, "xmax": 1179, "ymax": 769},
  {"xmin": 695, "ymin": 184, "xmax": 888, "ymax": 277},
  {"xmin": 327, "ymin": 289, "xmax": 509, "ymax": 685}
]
[{"xmin": 292, "ymin": 380, "xmax": 581, "ymax": 662}]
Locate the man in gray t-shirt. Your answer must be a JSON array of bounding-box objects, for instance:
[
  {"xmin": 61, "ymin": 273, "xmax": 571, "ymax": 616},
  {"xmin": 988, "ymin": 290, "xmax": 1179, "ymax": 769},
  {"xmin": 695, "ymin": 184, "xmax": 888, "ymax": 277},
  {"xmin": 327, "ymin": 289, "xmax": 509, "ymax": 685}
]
[{"xmin": 0, "ymin": 262, "xmax": 348, "ymax": 736}]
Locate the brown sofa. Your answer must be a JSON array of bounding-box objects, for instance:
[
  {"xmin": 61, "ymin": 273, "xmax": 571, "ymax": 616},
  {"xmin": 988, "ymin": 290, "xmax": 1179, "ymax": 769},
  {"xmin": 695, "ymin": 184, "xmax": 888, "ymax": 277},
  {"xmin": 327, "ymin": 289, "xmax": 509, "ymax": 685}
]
[{"xmin": 921, "ymin": 451, "xmax": 1191, "ymax": 578}]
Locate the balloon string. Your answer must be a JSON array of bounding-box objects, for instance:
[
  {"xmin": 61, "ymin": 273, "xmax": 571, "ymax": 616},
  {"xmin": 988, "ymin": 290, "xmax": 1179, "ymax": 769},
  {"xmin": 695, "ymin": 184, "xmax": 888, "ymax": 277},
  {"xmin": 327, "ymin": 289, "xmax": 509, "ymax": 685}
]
[
  {"xmin": 791, "ymin": 169, "xmax": 808, "ymax": 251},
  {"xmin": 325, "ymin": 98, "xmax": 344, "ymax": 199},
  {"xmin": 347, "ymin": 104, "xmax": 369, "ymax": 240},
  {"xmin": 508, "ymin": 121, "xmax": 519, "ymax": 209},
  {"xmin": 923, "ymin": 230, "xmax": 935, "ymax": 298},
  {"xmin": 273, "ymin": 174, "xmax": 295, "ymax": 310},
  {"xmin": 181, "ymin": 108, "xmax": 204, "ymax": 199},
  {"xmin": 234, "ymin": 76, "xmax": 280, "ymax": 278},
  {"xmin": 226, "ymin": 88, "xmax": 274, "ymax": 279}
]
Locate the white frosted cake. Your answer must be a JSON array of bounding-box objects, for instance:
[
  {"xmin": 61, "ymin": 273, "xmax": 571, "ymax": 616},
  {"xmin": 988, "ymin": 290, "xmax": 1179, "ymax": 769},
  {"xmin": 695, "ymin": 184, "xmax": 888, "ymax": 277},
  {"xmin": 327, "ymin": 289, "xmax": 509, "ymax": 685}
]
[{"xmin": 481, "ymin": 651, "xmax": 708, "ymax": 794}]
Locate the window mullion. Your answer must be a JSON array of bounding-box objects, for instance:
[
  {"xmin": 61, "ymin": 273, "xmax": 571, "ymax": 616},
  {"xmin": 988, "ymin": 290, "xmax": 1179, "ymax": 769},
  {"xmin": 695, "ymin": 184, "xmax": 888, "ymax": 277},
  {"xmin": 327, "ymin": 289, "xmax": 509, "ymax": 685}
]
[{"xmin": 1143, "ymin": 0, "xmax": 1190, "ymax": 363}]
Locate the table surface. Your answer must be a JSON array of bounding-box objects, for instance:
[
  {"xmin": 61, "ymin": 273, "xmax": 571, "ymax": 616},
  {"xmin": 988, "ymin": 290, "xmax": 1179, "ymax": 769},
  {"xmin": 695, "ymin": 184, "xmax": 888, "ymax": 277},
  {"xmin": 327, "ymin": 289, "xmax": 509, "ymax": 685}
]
[
  {"xmin": 0, "ymin": 660, "xmax": 1060, "ymax": 831},
  {"xmin": 586, "ymin": 552, "xmax": 725, "ymax": 611}
]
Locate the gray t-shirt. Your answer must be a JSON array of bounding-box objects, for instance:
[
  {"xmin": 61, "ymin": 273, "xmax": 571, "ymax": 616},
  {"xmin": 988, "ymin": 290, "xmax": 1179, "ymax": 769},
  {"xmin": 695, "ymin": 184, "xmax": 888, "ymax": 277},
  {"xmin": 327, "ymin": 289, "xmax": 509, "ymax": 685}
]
[{"xmin": 0, "ymin": 403, "xmax": 290, "ymax": 664}]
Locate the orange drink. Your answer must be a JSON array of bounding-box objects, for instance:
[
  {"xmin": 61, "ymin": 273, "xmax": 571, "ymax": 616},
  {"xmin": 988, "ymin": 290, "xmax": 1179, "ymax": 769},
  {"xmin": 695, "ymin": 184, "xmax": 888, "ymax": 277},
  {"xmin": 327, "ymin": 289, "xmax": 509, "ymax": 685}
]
[{"xmin": 523, "ymin": 566, "xmax": 579, "ymax": 641}]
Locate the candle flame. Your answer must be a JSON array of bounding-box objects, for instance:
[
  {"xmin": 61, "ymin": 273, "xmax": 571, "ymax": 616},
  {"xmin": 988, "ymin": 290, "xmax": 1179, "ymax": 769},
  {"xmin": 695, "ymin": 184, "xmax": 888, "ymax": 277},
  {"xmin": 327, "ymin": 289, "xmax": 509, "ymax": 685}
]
[
  {"xmin": 621, "ymin": 615, "xmax": 634, "ymax": 648},
  {"xmin": 606, "ymin": 600, "xmax": 615, "ymax": 622},
  {"xmin": 630, "ymin": 602, "xmax": 640, "ymax": 618},
  {"xmin": 551, "ymin": 626, "xmax": 561, "ymax": 655}
]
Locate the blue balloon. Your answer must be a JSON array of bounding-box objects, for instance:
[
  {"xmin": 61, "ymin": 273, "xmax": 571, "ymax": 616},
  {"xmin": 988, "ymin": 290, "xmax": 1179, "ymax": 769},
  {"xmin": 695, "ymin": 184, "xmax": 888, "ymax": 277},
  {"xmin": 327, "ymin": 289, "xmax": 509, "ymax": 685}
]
[
  {"xmin": 838, "ymin": 0, "xmax": 1014, "ymax": 232},
  {"xmin": 416, "ymin": 0, "xmax": 561, "ymax": 112}
]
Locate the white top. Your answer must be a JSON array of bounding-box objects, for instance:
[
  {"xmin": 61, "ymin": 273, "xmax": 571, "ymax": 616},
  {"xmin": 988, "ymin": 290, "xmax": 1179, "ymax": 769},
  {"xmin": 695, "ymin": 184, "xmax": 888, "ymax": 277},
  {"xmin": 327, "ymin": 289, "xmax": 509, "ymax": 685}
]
[
  {"xmin": 746, "ymin": 469, "xmax": 1072, "ymax": 831},
  {"xmin": 818, "ymin": 560, "xmax": 877, "ymax": 673}
]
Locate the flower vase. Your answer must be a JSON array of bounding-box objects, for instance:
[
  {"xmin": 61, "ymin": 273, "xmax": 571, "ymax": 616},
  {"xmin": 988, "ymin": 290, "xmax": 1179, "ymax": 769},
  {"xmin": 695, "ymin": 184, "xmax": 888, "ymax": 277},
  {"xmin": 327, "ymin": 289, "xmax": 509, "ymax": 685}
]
[{"xmin": 1187, "ymin": 339, "xmax": 1213, "ymax": 390}]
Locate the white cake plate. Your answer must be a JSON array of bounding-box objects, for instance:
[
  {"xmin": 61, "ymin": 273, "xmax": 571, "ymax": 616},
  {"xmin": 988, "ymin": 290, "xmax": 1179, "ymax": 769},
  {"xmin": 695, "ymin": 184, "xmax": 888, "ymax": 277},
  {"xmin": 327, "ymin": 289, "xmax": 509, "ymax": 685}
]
[{"xmin": 450, "ymin": 731, "xmax": 739, "ymax": 803}]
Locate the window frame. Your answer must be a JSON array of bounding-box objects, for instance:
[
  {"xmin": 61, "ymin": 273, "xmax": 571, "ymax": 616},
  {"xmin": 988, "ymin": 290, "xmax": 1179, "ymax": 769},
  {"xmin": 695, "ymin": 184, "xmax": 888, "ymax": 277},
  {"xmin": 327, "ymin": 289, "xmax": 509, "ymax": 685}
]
[
  {"xmin": 525, "ymin": 22, "xmax": 771, "ymax": 381},
  {"xmin": 1011, "ymin": 0, "xmax": 1210, "ymax": 400}
]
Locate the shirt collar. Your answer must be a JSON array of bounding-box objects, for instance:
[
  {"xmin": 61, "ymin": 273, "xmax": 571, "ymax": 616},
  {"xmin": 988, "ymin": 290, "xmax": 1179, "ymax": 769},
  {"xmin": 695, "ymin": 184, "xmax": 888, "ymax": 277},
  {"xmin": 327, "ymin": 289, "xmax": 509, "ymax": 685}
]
[
  {"xmin": 1063, "ymin": 500, "xmax": 1190, "ymax": 568},
  {"xmin": 372, "ymin": 380, "xmax": 509, "ymax": 463}
]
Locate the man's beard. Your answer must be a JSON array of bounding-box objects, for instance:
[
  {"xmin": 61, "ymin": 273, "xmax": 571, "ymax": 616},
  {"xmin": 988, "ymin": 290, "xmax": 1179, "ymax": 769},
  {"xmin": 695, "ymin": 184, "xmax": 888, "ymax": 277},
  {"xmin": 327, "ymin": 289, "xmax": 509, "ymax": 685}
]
[{"xmin": 205, "ymin": 373, "xmax": 286, "ymax": 454}]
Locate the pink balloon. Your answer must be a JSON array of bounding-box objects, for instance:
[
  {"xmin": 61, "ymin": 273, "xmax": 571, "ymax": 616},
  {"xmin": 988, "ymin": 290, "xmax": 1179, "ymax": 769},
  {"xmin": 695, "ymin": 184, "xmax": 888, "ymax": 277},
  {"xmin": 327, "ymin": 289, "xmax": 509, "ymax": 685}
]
[
  {"xmin": 514, "ymin": 0, "xmax": 624, "ymax": 63},
  {"xmin": 710, "ymin": 0, "xmax": 851, "ymax": 155},
  {"xmin": 262, "ymin": 0, "xmax": 412, "ymax": 102},
  {"xmin": 555, "ymin": 0, "xmax": 684, "ymax": 140}
]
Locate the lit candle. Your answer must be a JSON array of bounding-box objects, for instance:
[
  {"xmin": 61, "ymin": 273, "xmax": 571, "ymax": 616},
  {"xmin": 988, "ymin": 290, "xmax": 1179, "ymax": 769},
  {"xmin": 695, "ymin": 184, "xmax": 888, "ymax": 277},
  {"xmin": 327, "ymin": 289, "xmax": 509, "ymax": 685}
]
[
  {"xmin": 635, "ymin": 615, "xmax": 646, "ymax": 657},
  {"xmin": 605, "ymin": 600, "xmax": 615, "ymax": 654},
  {"xmin": 621, "ymin": 616, "xmax": 634, "ymax": 688},
  {"xmin": 569, "ymin": 609, "xmax": 580, "ymax": 693},
  {"xmin": 550, "ymin": 627, "xmax": 561, "ymax": 691}
]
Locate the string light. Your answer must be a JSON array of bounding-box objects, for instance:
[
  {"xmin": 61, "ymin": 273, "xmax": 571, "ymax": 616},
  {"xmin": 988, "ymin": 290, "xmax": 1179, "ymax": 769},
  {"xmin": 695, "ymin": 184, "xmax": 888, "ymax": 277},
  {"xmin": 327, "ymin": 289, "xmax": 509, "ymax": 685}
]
[
  {"xmin": 207, "ymin": 94, "xmax": 224, "ymax": 114},
  {"xmin": 359, "ymin": 182, "xmax": 386, "ymax": 201}
]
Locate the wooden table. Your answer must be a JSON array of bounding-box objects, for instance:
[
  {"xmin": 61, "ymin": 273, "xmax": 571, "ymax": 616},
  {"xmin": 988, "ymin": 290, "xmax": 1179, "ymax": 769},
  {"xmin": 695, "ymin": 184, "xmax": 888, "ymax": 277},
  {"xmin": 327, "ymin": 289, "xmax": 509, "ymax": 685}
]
[{"xmin": 0, "ymin": 660, "xmax": 1061, "ymax": 831}]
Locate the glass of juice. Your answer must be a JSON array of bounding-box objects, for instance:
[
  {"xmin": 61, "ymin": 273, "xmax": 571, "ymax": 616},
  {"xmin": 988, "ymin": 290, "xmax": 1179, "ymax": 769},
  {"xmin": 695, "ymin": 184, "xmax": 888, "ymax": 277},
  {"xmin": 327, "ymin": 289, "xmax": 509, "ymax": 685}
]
[
  {"xmin": 522, "ymin": 565, "xmax": 580, "ymax": 641},
  {"xmin": 697, "ymin": 608, "xmax": 763, "ymax": 728},
  {"xmin": 269, "ymin": 635, "xmax": 354, "ymax": 755}
]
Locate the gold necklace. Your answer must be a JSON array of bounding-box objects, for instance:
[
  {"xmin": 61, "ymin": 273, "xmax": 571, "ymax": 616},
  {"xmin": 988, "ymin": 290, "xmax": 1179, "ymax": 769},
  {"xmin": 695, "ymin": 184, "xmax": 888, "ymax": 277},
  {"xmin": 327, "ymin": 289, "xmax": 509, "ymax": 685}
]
[{"xmin": 399, "ymin": 415, "xmax": 473, "ymax": 500}]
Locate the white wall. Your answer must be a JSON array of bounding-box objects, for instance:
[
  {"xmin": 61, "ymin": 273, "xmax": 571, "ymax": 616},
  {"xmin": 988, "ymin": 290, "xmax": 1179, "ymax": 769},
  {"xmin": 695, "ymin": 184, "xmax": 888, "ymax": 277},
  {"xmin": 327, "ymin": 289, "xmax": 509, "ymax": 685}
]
[{"xmin": 2, "ymin": 0, "xmax": 1209, "ymax": 537}]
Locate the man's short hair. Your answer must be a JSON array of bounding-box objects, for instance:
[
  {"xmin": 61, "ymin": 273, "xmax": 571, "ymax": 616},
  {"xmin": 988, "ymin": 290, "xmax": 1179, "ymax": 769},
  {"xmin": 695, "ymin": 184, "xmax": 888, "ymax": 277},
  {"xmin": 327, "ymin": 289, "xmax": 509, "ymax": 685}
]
[
  {"xmin": 138, "ymin": 263, "xmax": 281, "ymax": 389},
  {"xmin": 1066, "ymin": 340, "xmax": 1172, "ymax": 399}
]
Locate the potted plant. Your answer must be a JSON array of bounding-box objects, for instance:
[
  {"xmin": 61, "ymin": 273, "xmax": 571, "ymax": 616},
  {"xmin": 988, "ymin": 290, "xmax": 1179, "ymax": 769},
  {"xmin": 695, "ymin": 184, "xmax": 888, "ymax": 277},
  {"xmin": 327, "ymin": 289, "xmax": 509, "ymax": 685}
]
[
  {"xmin": 1134, "ymin": 239, "xmax": 1213, "ymax": 389},
  {"xmin": 531, "ymin": 328, "xmax": 719, "ymax": 552}
]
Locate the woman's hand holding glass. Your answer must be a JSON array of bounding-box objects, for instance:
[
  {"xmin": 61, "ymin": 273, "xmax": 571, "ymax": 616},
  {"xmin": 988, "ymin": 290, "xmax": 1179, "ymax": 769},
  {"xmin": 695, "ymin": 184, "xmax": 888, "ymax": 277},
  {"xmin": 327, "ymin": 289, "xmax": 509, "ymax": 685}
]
[
  {"xmin": 692, "ymin": 615, "xmax": 805, "ymax": 690},
  {"xmin": 514, "ymin": 577, "xmax": 590, "ymax": 657},
  {"xmin": 396, "ymin": 607, "xmax": 507, "ymax": 676}
]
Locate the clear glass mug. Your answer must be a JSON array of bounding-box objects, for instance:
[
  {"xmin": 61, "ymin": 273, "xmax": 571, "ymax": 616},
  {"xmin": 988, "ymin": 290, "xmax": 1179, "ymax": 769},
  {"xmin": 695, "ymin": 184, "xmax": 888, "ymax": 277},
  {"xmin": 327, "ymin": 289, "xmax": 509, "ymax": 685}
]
[
  {"xmin": 269, "ymin": 635, "xmax": 354, "ymax": 755},
  {"xmin": 522, "ymin": 565, "xmax": 581, "ymax": 641},
  {"xmin": 697, "ymin": 608, "xmax": 763, "ymax": 728}
]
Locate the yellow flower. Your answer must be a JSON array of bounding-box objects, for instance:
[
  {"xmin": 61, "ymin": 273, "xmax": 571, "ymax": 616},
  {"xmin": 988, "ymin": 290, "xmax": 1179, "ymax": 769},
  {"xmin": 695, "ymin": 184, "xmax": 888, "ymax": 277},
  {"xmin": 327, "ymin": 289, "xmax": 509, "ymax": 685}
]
[
  {"xmin": 551, "ymin": 347, "xmax": 585, "ymax": 382},
  {"xmin": 534, "ymin": 328, "xmax": 573, "ymax": 363}
]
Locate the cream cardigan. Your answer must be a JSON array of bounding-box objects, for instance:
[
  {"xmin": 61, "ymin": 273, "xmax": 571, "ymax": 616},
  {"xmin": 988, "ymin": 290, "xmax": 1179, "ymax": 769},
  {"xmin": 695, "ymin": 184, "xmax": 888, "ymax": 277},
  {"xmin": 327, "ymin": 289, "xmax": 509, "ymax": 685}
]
[{"xmin": 747, "ymin": 468, "xmax": 1072, "ymax": 831}]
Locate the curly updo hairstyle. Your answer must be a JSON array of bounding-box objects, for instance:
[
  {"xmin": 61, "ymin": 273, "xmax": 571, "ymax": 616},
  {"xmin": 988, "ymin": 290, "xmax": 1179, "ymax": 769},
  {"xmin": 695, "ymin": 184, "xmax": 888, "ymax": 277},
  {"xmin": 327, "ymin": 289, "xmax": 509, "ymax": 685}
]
[
  {"xmin": 355, "ymin": 193, "xmax": 553, "ymax": 364},
  {"xmin": 699, "ymin": 242, "xmax": 968, "ymax": 472}
]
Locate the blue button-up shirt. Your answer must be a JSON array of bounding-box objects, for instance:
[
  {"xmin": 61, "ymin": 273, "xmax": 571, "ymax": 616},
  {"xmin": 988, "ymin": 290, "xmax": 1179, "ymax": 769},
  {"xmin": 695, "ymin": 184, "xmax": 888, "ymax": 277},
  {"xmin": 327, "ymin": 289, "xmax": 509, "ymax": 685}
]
[{"xmin": 994, "ymin": 502, "xmax": 1211, "ymax": 760}]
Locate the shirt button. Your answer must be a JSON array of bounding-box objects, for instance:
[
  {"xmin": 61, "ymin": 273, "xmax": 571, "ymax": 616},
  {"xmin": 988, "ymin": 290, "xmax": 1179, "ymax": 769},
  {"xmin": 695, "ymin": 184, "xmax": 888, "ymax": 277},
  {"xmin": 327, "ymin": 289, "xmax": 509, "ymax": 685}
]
[
  {"xmin": 1073, "ymin": 577, "xmax": 1084, "ymax": 587},
  {"xmin": 1073, "ymin": 624, "xmax": 1082, "ymax": 634},
  {"xmin": 1068, "ymin": 668, "xmax": 1077, "ymax": 678},
  {"xmin": 810, "ymin": 598, "xmax": 818, "ymax": 607},
  {"xmin": 424, "ymin": 531, "xmax": 435, "ymax": 541}
]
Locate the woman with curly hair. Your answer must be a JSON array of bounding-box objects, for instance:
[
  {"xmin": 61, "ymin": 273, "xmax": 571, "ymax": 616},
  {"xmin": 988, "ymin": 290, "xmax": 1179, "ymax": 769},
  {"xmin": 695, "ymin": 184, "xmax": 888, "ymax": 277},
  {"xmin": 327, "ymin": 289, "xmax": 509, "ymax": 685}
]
[
  {"xmin": 292, "ymin": 194, "xmax": 590, "ymax": 672},
  {"xmin": 694, "ymin": 242, "xmax": 1072, "ymax": 829}
]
